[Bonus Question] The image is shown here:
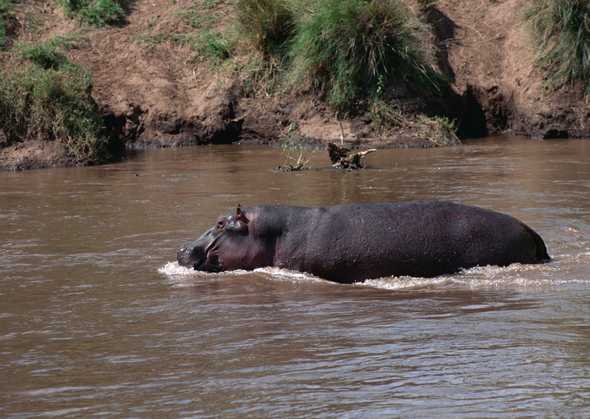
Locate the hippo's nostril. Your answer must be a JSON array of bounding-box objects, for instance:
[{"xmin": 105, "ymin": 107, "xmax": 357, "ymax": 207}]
[{"xmin": 177, "ymin": 241, "xmax": 207, "ymax": 269}]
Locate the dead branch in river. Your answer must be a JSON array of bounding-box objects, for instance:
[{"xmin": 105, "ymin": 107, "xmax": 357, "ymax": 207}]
[{"xmin": 327, "ymin": 143, "xmax": 377, "ymax": 169}]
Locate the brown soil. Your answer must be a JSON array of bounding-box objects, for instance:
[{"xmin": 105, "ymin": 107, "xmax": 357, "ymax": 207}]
[
  {"xmin": 0, "ymin": 140, "xmax": 71, "ymax": 171},
  {"xmin": 436, "ymin": 0, "xmax": 590, "ymax": 138},
  {"xmin": 1, "ymin": 0, "xmax": 589, "ymax": 170}
]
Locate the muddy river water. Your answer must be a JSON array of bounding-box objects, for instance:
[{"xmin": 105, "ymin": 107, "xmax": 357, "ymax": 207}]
[{"xmin": 1, "ymin": 137, "xmax": 590, "ymax": 416}]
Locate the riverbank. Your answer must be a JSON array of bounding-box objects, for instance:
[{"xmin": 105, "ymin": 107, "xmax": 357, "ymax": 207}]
[{"xmin": 1, "ymin": 0, "xmax": 589, "ymax": 170}]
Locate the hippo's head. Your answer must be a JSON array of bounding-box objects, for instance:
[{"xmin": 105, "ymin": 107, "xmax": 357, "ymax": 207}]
[{"xmin": 177, "ymin": 205, "xmax": 273, "ymax": 272}]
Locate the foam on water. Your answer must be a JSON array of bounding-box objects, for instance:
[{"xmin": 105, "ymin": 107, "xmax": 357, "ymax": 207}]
[
  {"xmin": 158, "ymin": 262, "xmax": 198, "ymax": 277},
  {"xmin": 251, "ymin": 267, "xmax": 325, "ymax": 283},
  {"xmin": 361, "ymin": 259, "xmax": 590, "ymax": 291},
  {"xmin": 159, "ymin": 251, "xmax": 590, "ymax": 290},
  {"xmin": 158, "ymin": 262, "xmax": 251, "ymax": 287},
  {"xmin": 158, "ymin": 262, "xmax": 325, "ymax": 287},
  {"xmin": 360, "ymin": 276, "xmax": 458, "ymax": 291}
]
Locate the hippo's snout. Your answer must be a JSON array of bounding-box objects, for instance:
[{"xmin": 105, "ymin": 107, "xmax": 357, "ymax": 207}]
[{"xmin": 177, "ymin": 243, "xmax": 205, "ymax": 269}]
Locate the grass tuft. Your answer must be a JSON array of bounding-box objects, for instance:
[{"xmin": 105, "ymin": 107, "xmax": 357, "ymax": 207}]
[
  {"xmin": 288, "ymin": 0, "xmax": 443, "ymax": 112},
  {"xmin": 18, "ymin": 36, "xmax": 77, "ymax": 69},
  {"xmin": 235, "ymin": 0, "xmax": 295, "ymax": 58},
  {"xmin": 134, "ymin": 1, "xmax": 232, "ymax": 63},
  {"xmin": 172, "ymin": 30, "xmax": 233, "ymax": 63},
  {"xmin": 57, "ymin": 0, "xmax": 127, "ymax": 26},
  {"xmin": 528, "ymin": 0, "xmax": 590, "ymax": 93},
  {"xmin": 195, "ymin": 30, "xmax": 232, "ymax": 62}
]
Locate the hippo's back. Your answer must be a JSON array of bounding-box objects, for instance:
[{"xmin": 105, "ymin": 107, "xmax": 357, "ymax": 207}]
[{"xmin": 285, "ymin": 201, "xmax": 549, "ymax": 283}]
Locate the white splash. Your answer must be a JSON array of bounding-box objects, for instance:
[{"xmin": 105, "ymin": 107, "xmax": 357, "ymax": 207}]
[
  {"xmin": 252, "ymin": 267, "xmax": 325, "ymax": 283},
  {"xmin": 159, "ymin": 254, "xmax": 590, "ymax": 290},
  {"xmin": 360, "ymin": 276, "xmax": 457, "ymax": 291},
  {"xmin": 158, "ymin": 262, "xmax": 325, "ymax": 286},
  {"xmin": 359, "ymin": 262, "xmax": 568, "ymax": 292},
  {"xmin": 157, "ymin": 262, "xmax": 196, "ymax": 276}
]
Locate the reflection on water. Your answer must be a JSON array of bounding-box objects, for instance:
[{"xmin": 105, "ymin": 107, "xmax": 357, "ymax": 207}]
[{"xmin": 1, "ymin": 136, "xmax": 590, "ymax": 416}]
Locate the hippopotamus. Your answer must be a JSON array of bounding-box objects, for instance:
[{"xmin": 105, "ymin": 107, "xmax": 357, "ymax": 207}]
[{"xmin": 177, "ymin": 201, "xmax": 550, "ymax": 283}]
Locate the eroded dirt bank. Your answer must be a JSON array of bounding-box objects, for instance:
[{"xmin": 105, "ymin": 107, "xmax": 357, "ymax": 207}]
[
  {"xmin": 436, "ymin": 0, "xmax": 590, "ymax": 139},
  {"xmin": 1, "ymin": 0, "xmax": 589, "ymax": 170}
]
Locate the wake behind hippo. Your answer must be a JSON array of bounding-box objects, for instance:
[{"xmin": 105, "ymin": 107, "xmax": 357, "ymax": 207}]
[{"xmin": 177, "ymin": 201, "xmax": 550, "ymax": 284}]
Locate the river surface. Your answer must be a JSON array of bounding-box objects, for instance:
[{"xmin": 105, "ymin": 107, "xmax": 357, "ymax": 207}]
[{"xmin": 1, "ymin": 137, "xmax": 590, "ymax": 417}]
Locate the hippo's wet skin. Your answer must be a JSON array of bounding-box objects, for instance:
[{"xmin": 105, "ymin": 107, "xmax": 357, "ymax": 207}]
[{"xmin": 177, "ymin": 201, "xmax": 550, "ymax": 284}]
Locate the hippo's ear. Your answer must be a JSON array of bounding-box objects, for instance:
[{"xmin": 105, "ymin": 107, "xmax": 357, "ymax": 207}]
[{"xmin": 236, "ymin": 204, "xmax": 249, "ymax": 224}]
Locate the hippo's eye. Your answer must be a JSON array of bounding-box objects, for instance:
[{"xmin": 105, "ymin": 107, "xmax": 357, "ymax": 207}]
[{"xmin": 216, "ymin": 220, "xmax": 226, "ymax": 230}]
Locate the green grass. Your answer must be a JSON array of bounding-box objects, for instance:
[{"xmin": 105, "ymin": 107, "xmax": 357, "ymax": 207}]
[
  {"xmin": 0, "ymin": 0, "xmax": 9, "ymax": 48},
  {"xmin": 528, "ymin": 0, "xmax": 590, "ymax": 92},
  {"xmin": 18, "ymin": 36, "xmax": 78, "ymax": 69},
  {"xmin": 176, "ymin": 6, "xmax": 216, "ymax": 29},
  {"xmin": 235, "ymin": 0, "xmax": 295, "ymax": 58},
  {"xmin": 231, "ymin": 0, "xmax": 447, "ymax": 115},
  {"xmin": 190, "ymin": 30, "xmax": 232, "ymax": 62},
  {"xmin": 135, "ymin": 31, "xmax": 233, "ymax": 62},
  {"xmin": 135, "ymin": 1, "xmax": 232, "ymax": 63},
  {"xmin": 288, "ymin": 0, "xmax": 443, "ymax": 112},
  {"xmin": 57, "ymin": 0, "xmax": 127, "ymax": 26},
  {"xmin": 417, "ymin": 0, "xmax": 438, "ymax": 11},
  {"xmin": 171, "ymin": 30, "xmax": 233, "ymax": 62},
  {"xmin": 133, "ymin": 32, "xmax": 168, "ymax": 48},
  {"xmin": 0, "ymin": 0, "xmax": 15, "ymax": 48},
  {"xmin": 0, "ymin": 41, "xmax": 116, "ymax": 164},
  {"xmin": 180, "ymin": 1, "xmax": 233, "ymax": 62},
  {"xmin": 175, "ymin": 0, "xmax": 224, "ymax": 29},
  {"xmin": 202, "ymin": 0, "xmax": 220, "ymax": 7}
]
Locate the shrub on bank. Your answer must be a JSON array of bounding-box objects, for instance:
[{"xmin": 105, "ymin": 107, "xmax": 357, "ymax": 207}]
[
  {"xmin": 57, "ymin": 0, "xmax": 126, "ymax": 26},
  {"xmin": 235, "ymin": 0, "xmax": 295, "ymax": 58},
  {"xmin": 0, "ymin": 42, "xmax": 115, "ymax": 164},
  {"xmin": 288, "ymin": 0, "xmax": 442, "ymax": 112},
  {"xmin": 528, "ymin": 0, "xmax": 590, "ymax": 92}
]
